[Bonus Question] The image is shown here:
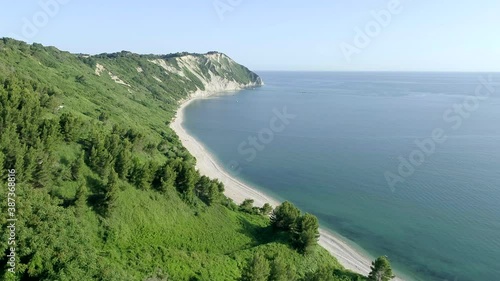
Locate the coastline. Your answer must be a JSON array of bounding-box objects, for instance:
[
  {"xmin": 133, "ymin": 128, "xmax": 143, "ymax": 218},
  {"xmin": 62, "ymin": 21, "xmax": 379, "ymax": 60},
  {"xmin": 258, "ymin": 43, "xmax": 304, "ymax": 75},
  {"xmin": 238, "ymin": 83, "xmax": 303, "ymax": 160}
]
[{"xmin": 170, "ymin": 89, "xmax": 406, "ymax": 281}]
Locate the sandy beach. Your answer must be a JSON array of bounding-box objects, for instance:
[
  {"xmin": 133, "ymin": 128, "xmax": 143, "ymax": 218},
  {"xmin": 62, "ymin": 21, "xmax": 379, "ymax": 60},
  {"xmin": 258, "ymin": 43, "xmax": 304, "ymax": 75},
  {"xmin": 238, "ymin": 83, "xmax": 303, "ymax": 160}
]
[{"xmin": 171, "ymin": 92, "xmax": 406, "ymax": 281}]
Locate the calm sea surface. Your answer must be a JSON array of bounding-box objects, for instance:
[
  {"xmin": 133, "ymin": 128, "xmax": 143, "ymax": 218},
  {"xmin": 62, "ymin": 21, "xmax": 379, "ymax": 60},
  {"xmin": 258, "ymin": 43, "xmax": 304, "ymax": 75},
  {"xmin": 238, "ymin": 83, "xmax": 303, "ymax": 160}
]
[{"xmin": 183, "ymin": 72, "xmax": 500, "ymax": 281}]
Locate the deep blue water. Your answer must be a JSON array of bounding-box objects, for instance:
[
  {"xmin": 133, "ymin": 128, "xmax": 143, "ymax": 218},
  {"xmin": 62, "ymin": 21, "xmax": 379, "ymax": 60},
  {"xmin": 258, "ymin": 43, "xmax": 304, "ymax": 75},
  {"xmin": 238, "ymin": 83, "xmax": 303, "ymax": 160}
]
[{"xmin": 182, "ymin": 72, "xmax": 500, "ymax": 281}]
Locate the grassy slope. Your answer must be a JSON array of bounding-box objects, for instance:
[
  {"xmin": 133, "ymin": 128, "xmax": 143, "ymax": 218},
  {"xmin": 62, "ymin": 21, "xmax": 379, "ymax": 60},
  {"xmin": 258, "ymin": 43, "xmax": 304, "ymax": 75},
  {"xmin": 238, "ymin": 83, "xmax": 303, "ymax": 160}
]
[{"xmin": 0, "ymin": 38, "xmax": 361, "ymax": 281}]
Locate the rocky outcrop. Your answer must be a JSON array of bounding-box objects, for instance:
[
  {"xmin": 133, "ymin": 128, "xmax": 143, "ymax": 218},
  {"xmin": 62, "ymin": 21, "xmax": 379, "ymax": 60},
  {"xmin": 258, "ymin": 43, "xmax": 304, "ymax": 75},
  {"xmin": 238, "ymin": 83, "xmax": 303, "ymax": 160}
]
[{"xmin": 148, "ymin": 52, "xmax": 263, "ymax": 99}]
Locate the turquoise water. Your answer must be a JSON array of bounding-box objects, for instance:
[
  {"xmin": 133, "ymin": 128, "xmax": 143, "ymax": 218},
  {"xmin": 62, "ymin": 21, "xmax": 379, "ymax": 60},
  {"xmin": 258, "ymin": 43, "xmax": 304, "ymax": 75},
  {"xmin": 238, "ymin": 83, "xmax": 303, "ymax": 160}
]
[{"xmin": 182, "ymin": 72, "xmax": 500, "ymax": 281}]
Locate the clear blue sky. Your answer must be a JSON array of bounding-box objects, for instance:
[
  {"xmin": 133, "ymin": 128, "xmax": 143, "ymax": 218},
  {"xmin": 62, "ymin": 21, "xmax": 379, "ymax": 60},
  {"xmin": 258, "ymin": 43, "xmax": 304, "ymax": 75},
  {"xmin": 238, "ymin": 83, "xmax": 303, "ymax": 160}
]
[{"xmin": 1, "ymin": 0, "xmax": 499, "ymax": 71}]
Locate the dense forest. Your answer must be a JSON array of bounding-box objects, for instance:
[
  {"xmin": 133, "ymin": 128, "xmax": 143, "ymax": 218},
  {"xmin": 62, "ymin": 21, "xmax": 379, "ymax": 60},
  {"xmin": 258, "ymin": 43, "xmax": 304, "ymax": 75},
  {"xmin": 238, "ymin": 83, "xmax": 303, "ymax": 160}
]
[{"xmin": 0, "ymin": 38, "xmax": 392, "ymax": 280}]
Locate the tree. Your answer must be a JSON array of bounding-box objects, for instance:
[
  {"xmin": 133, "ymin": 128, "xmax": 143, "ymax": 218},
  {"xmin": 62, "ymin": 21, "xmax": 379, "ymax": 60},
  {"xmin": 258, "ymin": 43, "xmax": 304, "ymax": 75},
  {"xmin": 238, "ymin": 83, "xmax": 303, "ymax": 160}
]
[
  {"xmin": 195, "ymin": 175, "xmax": 211, "ymax": 197},
  {"xmin": 174, "ymin": 161, "xmax": 198, "ymax": 202},
  {"xmin": 241, "ymin": 253, "xmax": 271, "ymax": 281},
  {"xmin": 154, "ymin": 163, "xmax": 177, "ymax": 193},
  {"xmin": 115, "ymin": 140, "xmax": 132, "ymax": 179},
  {"xmin": 75, "ymin": 179, "xmax": 88, "ymax": 210},
  {"xmin": 304, "ymin": 266, "xmax": 334, "ymax": 281},
  {"xmin": 128, "ymin": 160, "xmax": 158, "ymax": 190},
  {"xmin": 38, "ymin": 118, "xmax": 60, "ymax": 148},
  {"xmin": 22, "ymin": 146, "xmax": 38, "ymax": 184},
  {"xmin": 368, "ymin": 256, "xmax": 395, "ymax": 281},
  {"xmin": 259, "ymin": 203, "xmax": 273, "ymax": 216},
  {"xmin": 14, "ymin": 142, "xmax": 27, "ymax": 175},
  {"xmin": 103, "ymin": 169, "xmax": 119, "ymax": 215},
  {"xmin": 71, "ymin": 153, "xmax": 85, "ymax": 180},
  {"xmin": 239, "ymin": 199, "xmax": 255, "ymax": 213},
  {"xmin": 32, "ymin": 151, "xmax": 54, "ymax": 188},
  {"xmin": 128, "ymin": 157, "xmax": 143, "ymax": 185},
  {"xmin": 89, "ymin": 145, "xmax": 100, "ymax": 169},
  {"xmin": 59, "ymin": 112, "xmax": 78, "ymax": 142},
  {"xmin": 125, "ymin": 128, "xmax": 144, "ymax": 147},
  {"xmin": 206, "ymin": 179, "xmax": 223, "ymax": 205},
  {"xmin": 88, "ymin": 135, "xmax": 113, "ymax": 179},
  {"xmin": 137, "ymin": 161, "xmax": 157, "ymax": 191},
  {"xmin": 269, "ymin": 255, "xmax": 297, "ymax": 281},
  {"xmin": 194, "ymin": 176, "xmax": 223, "ymax": 205},
  {"xmin": 104, "ymin": 133, "xmax": 121, "ymax": 159},
  {"xmin": 270, "ymin": 201, "xmax": 301, "ymax": 231},
  {"xmin": 291, "ymin": 213, "xmax": 320, "ymax": 254}
]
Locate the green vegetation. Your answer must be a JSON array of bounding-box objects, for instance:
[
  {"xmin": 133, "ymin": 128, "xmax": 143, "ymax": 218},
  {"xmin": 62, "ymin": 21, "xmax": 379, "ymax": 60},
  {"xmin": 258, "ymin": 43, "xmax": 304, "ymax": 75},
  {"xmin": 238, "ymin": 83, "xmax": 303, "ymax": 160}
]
[
  {"xmin": 270, "ymin": 201, "xmax": 301, "ymax": 231},
  {"xmin": 241, "ymin": 253, "xmax": 271, "ymax": 281},
  {"xmin": 368, "ymin": 256, "xmax": 395, "ymax": 281},
  {"xmin": 270, "ymin": 201, "xmax": 320, "ymax": 254},
  {"xmin": 0, "ymin": 38, "xmax": 390, "ymax": 280}
]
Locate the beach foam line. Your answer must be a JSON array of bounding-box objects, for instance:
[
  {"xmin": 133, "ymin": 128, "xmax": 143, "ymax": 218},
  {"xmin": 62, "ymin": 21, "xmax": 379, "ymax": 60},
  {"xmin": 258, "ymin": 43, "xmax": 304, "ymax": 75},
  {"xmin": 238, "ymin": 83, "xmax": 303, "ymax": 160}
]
[{"xmin": 171, "ymin": 94, "xmax": 407, "ymax": 281}]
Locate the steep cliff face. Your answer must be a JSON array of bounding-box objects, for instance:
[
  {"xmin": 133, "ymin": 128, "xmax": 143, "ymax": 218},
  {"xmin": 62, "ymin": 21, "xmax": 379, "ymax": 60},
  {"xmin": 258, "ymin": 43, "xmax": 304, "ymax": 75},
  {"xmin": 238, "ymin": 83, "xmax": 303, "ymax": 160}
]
[
  {"xmin": 149, "ymin": 52, "xmax": 263, "ymax": 96},
  {"xmin": 91, "ymin": 50, "xmax": 262, "ymax": 100}
]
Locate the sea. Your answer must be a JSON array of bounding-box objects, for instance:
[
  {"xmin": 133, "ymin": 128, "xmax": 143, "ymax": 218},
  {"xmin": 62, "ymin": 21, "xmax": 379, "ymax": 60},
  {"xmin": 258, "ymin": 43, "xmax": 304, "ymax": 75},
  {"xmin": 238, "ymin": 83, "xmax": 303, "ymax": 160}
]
[{"xmin": 182, "ymin": 71, "xmax": 500, "ymax": 281}]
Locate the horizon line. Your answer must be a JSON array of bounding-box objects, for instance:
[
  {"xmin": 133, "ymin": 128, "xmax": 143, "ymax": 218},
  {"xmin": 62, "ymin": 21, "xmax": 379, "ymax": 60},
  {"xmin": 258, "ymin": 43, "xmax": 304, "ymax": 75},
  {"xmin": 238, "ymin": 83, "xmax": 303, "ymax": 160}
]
[{"xmin": 254, "ymin": 70, "xmax": 500, "ymax": 73}]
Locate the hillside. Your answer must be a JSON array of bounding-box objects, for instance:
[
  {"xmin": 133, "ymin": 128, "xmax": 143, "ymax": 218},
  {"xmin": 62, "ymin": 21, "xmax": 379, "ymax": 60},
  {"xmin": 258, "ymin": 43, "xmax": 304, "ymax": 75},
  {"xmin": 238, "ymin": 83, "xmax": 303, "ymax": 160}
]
[{"xmin": 0, "ymin": 38, "xmax": 365, "ymax": 281}]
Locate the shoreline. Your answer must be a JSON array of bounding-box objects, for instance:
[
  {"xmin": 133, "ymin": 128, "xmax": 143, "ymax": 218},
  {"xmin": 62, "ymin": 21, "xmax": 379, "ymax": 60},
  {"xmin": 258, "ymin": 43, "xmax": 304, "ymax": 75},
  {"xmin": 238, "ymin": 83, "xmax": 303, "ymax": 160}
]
[{"xmin": 170, "ymin": 89, "xmax": 407, "ymax": 281}]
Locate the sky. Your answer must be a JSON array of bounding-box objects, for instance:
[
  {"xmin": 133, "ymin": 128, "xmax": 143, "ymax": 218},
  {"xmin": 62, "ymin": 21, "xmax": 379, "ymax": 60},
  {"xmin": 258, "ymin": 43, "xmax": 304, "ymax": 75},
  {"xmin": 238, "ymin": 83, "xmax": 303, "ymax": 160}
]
[{"xmin": 1, "ymin": 0, "xmax": 500, "ymax": 71}]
